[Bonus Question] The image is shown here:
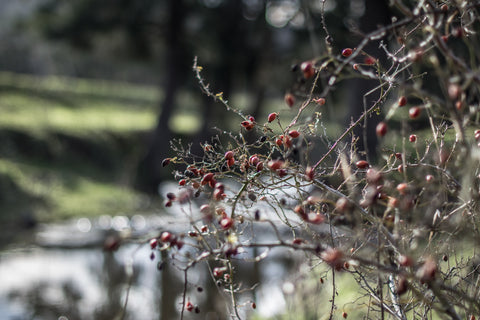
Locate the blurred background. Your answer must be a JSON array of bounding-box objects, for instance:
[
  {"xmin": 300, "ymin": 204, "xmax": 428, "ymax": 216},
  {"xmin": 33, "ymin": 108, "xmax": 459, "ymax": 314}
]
[{"xmin": 0, "ymin": 0, "xmax": 388, "ymax": 319}]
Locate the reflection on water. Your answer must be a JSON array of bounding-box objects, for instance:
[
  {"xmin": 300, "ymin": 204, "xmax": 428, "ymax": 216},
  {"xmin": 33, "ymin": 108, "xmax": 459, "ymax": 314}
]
[{"xmin": 0, "ymin": 217, "xmax": 297, "ymax": 320}]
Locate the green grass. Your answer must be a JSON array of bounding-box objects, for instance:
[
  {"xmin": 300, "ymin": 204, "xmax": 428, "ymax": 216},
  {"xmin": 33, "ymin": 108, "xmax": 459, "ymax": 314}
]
[{"xmin": 0, "ymin": 72, "xmax": 165, "ymax": 223}]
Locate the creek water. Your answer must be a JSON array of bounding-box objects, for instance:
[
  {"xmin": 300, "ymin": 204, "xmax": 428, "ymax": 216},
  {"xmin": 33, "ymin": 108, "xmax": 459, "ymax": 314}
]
[{"xmin": 0, "ymin": 214, "xmax": 297, "ymax": 320}]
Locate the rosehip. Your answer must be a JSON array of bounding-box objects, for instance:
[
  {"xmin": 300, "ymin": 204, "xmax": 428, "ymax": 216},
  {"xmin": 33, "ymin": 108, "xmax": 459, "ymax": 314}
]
[
  {"xmin": 288, "ymin": 130, "xmax": 300, "ymax": 138},
  {"xmin": 178, "ymin": 179, "xmax": 186, "ymax": 186},
  {"xmin": 220, "ymin": 217, "xmax": 233, "ymax": 230},
  {"xmin": 249, "ymin": 155, "xmax": 259, "ymax": 166},
  {"xmin": 396, "ymin": 182, "xmax": 408, "ymax": 195},
  {"xmin": 268, "ymin": 160, "xmax": 283, "ymax": 171},
  {"xmin": 301, "ymin": 61, "xmax": 315, "ymax": 79},
  {"xmin": 160, "ymin": 231, "xmax": 173, "ymax": 243},
  {"xmin": 342, "ymin": 48, "xmax": 353, "ymax": 57},
  {"xmin": 409, "ymin": 106, "xmax": 421, "ymax": 119},
  {"xmin": 305, "ymin": 166, "xmax": 315, "ymax": 181},
  {"xmin": 226, "ymin": 157, "xmax": 235, "ymax": 167},
  {"xmin": 355, "ymin": 160, "xmax": 369, "ymax": 169},
  {"xmin": 162, "ymin": 158, "xmax": 171, "ymax": 167},
  {"xmin": 186, "ymin": 301, "xmax": 194, "ymax": 312},
  {"xmin": 285, "ymin": 93, "xmax": 295, "ymax": 107},
  {"xmin": 256, "ymin": 162, "xmax": 264, "ymax": 172},
  {"xmin": 409, "ymin": 134, "xmax": 417, "ymax": 142},
  {"xmin": 335, "ymin": 197, "xmax": 350, "ymax": 213},
  {"xmin": 314, "ymin": 97, "xmax": 326, "ymax": 105},
  {"xmin": 268, "ymin": 112, "xmax": 277, "ymax": 122},
  {"xmin": 283, "ymin": 135, "xmax": 292, "ymax": 148},
  {"xmin": 376, "ymin": 122, "xmax": 388, "ymax": 137},
  {"xmin": 150, "ymin": 238, "xmax": 158, "ymax": 249},
  {"xmin": 398, "ymin": 96, "xmax": 407, "ymax": 107},
  {"xmin": 224, "ymin": 151, "xmax": 234, "ymax": 160},
  {"xmin": 277, "ymin": 168, "xmax": 287, "ymax": 177},
  {"xmin": 364, "ymin": 56, "xmax": 376, "ymax": 65}
]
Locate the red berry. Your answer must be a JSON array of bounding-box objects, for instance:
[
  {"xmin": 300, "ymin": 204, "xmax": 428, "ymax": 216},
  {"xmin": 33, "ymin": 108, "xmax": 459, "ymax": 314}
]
[
  {"xmin": 186, "ymin": 301, "xmax": 194, "ymax": 312},
  {"xmin": 342, "ymin": 311, "xmax": 348, "ymax": 318},
  {"xmin": 208, "ymin": 179, "xmax": 217, "ymax": 188},
  {"xmin": 220, "ymin": 217, "xmax": 234, "ymax": 230},
  {"xmin": 213, "ymin": 188, "xmax": 226, "ymax": 201},
  {"xmin": 353, "ymin": 63, "xmax": 359, "ymax": 70},
  {"xmin": 277, "ymin": 168, "xmax": 287, "ymax": 177},
  {"xmin": 283, "ymin": 135, "xmax": 292, "ymax": 148},
  {"xmin": 160, "ymin": 231, "xmax": 173, "ymax": 243},
  {"xmin": 251, "ymin": 302, "xmax": 256, "ymax": 309},
  {"xmin": 453, "ymin": 27, "xmax": 464, "ymax": 38},
  {"xmin": 376, "ymin": 122, "xmax": 388, "ymax": 137},
  {"xmin": 305, "ymin": 166, "xmax": 315, "ymax": 181},
  {"xmin": 149, "ymin": 238, "xmax": 158, "ymax": 249},
  {"xmin": 164, "ymin": 200, "xmax": 172, "ymax": 207},
  {"xmin": 162, "ymin": 158, "xmax": 171, "ymax": 167},
  {"xmin": 448, "ymin": 83, "xmax": 461, "ymax": 100},
  {"xmin": 355, "ymin": 160, "xmax": 369, "ymax": 169},
  {"xmin": 398, "ymin": 254, "xmax": 412, "ymax": 267},
  {"xmin": 224, "ymin": 151, "xmax": 234, "ymax": 160},
  {"xmin": 342, "ymin": 48, "xmax": 353, "ymax": 57},
  {"xmin": 241, "ymin": 120, "xmax": 251, "ymax": 128},
  {"xmin": 202, "ymin": 172, "xmax": 214, "ymax": 182},
  {"xmin": 213, "ymin": 267, "xmax": 226, "ymax": 277},
  {"xmin": 267, "ymin": 160, "xmax": 283, "ymax": 171},
  {"xmin": 321, "ymin": 248, "xmax": 344, "ymax": 270},
  {"xmin": 200, "ymin": 204, "xmax": 211, "ymax": 214},
  {"xmin": 275, "ymin": 138, "xmax": 283, "ymax": 147},
  {"xmin": 226, "ymin": 157, "xmax": 235, "ymax": 167},
  {"xmin": 409, "ymin": 134, "xmax": 417, "ymax": 142},
  {"xmin": 248, "ymin": 116, "xmax": 255, "ymax": 122},
  {"xmin": 396, "ymin": 182, "xmax": 408, "ymax": 195},
  {"xmin": 256, "ymin": 162, "xmax": 264, "ymax": 172},
  {"xmin": 314, "ymin": 97, "xmax": 326, "ymax": 105},
  {"xmin": 249, "ymin": 155, "xmax": 259, "ymax": 166},
  {"xmin": 285, "ymin": 93, "xmax": 295, "ymax": 107},
  {"xmin": 398, "ymin": 96, "xmax": 407, "ymax": 107},
  {"xmin": 409, "ymin": 106, "xmax": 421, "ymax": 119},
  {"xmin": 364, "ymin": 56, "xmax": 376, "ymax": 65},
  {"xmin": 178, "ymin": 179, "xmax": 186, "ymax": 186},
  {"xmin": 268, "ymin": 112, "xmax": 277, "ymax": 122},
  {"xmin": 301, "ymin": 61, "xmax": 315, "ymax": 79},
  {"xmin": 425, "ymin": 174, "xmax": 434, "ymax": 183},
  {"xmin": 335, "ymin": 197, "xmax": 350, "ymax": 213},
  {"xmin": 288, "ymin": 130, "xmax": 300, "ymax": 138},
  {"xmin": 417, "ymin": 257, "xmax": 437, "ymax": 283}
]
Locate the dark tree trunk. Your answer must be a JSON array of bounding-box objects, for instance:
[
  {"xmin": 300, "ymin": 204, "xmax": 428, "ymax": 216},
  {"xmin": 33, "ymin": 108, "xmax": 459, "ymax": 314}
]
[{"xmin": 135, "ymin": 0, "xmax": 186, "ymax": 193}]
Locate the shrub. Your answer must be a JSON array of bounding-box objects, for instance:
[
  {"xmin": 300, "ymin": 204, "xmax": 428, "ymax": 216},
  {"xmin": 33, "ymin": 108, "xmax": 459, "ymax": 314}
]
[{"xmin": 151, "ymin": 1, "xmax": 480, "ymax": 319}]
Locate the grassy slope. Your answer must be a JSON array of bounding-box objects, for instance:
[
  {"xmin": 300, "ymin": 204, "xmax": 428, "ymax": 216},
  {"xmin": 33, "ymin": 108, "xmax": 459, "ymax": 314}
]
[{"xmin": 0, "ymin": 72, "xmax": 162, "ymax": 223}]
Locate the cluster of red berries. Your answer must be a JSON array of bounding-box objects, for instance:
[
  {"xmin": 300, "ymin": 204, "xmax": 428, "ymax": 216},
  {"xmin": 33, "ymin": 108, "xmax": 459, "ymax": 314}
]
[{"xmin": 241, "ymin": 115, "xmax": 256, "ymax": 130}]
